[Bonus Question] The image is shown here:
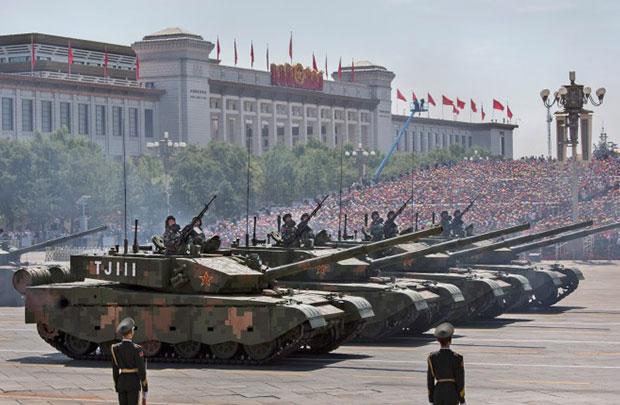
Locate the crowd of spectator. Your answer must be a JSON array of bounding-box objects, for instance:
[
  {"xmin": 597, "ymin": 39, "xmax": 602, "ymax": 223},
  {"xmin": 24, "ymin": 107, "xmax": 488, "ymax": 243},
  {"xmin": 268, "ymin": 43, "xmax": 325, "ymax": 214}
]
[{"xmin": 205, "ymin": 156, "xmax": 620, "ymax": 250}]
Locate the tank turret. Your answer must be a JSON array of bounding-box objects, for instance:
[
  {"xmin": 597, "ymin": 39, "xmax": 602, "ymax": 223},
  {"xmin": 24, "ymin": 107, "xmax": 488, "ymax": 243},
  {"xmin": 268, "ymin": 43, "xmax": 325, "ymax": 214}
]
[{"xmin": 0, "ymin": 226, "xmax": 107, "ymax": 265}]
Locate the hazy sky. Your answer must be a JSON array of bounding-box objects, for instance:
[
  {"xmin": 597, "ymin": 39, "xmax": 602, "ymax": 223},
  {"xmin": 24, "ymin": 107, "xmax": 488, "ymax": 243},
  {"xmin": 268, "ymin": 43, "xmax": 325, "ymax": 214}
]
[{"xmin": 2, "ymin": 0, "xmax": 618, "ymax": 157}]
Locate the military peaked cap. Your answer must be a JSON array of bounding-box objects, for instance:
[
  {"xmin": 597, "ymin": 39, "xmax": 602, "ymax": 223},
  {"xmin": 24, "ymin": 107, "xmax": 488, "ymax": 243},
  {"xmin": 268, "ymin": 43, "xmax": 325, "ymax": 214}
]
[
  {"xmin": 433, "ymin": 322, "xmax": 454, "ymax": 339},
  {"xmin": 117, "ymin": 317, "xmax": 137, "ymax": 335}
]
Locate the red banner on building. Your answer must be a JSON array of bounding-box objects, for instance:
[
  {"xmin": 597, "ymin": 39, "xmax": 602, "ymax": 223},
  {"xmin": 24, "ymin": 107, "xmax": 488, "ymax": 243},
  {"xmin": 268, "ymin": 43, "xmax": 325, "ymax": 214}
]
[{"xmin": 271, "ymin": 63, "xmax": 323, "ymax": 91}]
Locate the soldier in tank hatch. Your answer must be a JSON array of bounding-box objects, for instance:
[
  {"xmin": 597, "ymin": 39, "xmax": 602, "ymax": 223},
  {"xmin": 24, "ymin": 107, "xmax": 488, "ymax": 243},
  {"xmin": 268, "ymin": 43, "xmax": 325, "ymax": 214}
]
[
  {"xmin": 440, "ymin": 211, "xmax": 452, "ymax": 238},
  {"xmin": 383, "ymin": 210, "xmax": 399, "ymax": 239},
  {"xmin": 427, "ymin": 322, "xmax": 465, "ymax": 405},
  {"xmin": 111, "ymin": 318, "xmax": 148, "ymax": 405},
  {"xmin": 182, "ymin": 216, "xmax": 206, "ymax": 246},
  {"xmin": 280, "ymin": 213, "xmax": 297, "ymax": 247},
  {"xmin": 369, "ymin": 211, "xmax": 384, "ymax": 241}
]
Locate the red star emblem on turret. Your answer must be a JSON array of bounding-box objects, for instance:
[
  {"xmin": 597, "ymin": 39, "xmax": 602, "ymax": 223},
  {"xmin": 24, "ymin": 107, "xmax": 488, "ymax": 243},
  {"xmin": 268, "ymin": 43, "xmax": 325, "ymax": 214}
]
[
  {"xmin": 315, "ymin": 265, "xmax": 329, "ymax": 275},
  {"xmin": 200, "ymin": 271, "xmax": 214, "ymax": 287}
]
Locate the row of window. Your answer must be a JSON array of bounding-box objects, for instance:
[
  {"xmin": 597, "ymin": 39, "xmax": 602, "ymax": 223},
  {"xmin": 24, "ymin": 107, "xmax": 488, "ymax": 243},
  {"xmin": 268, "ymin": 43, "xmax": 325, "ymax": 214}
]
[
  {"xmin": 396, "ymin": 130, "xmax": 473, "ymax": 152},
  {"xmin": 0, "ymin": 98, "xmax": 153, "ymax": 138}
]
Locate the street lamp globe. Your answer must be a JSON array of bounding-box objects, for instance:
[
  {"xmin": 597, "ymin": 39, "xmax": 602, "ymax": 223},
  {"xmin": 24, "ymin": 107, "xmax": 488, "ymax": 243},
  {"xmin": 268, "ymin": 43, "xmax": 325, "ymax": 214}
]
[
  {"xmin": 164, "ymin": 131, "xmax": 169, "ymax": 139},
  {"xmin": 179, "ymin": 142, "xmax": 187, "ymax": 148},
  {"xmin": 583, "ymin": 87, "xmax": 591, "ymax": 96},
  {"xmin": 558, "ymin": 86, "xmax": 568, "ymax": 96},
  {"xmin": 154, "ymin": 141, "xmax": 159, "ymax": 147},
  {"xmin": 540, "ymin": 89, "xmax": 550, "ymax": 102},
  {"xmin": 363, "ymin": 151, "xmax": 369, "ymax": 157},
  {"xmin": 596, "ymin": 87, "xmax": 606, "ymax": 101},
  {"xmin": 167, "ymin": 141, "xmax": 173, "ymax": 147},
  {"xmin": 344, "ymin": 151, "xmax": 350, "ymax": 157},
  {"xmin": 146, "ymin": 142, "xmax": 154, "ymax": 148},
  {"xmin": 173, "ymin": 142, "xmax": 179, "ymax": 148},
  {"xmin": 352, "ymin": 151, "xmax": 357, "ymax": 157},
  {"xmin": 370, "ymin": 150, "xmax": 376, "ymax": 156}
]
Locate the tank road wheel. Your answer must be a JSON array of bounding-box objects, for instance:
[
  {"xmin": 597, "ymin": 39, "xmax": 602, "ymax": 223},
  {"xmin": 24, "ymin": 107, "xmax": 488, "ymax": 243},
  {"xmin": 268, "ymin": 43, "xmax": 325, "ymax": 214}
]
[
  {"xmin": 140, "ymin": 340, "xmax": 164, "ymax": 358},
  {"xmin": 173, "ymin": 341, "xmax": 202, "ymax": 359},
  {"xmin": 36, "ymin": 323, "xmax": 59, "ymax": 340},
  {"xmin": 98, "ymin": 341, "xmax": 116, "ymax": 356},
  {"xmin": 244, "ymin": 340, "xmax": 277, "ymax": 361},
  {"xmin": 65, "ymin": 335, "xmax": 97, "ymax": 356},
  {"xmin": 304, "ymin": 327, "xmax": 337, "ymax": 353},
  {"xmin": 357, "ymin": 320, "xmax": 389, "ymax": 341},
  {"xmin": 276, "ymin": 324, "xmax": 305, "ymax": 350},
  {"xmin": 210, "ymin": 341, "xmax": 239, "ymax": 360}
]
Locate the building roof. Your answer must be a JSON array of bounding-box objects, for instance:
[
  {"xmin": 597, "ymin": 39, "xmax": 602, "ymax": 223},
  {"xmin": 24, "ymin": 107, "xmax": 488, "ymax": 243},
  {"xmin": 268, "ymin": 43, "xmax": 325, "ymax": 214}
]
[
  {"xmin": 142, "ymin": 27, "xmax": 203, "ymax": 41},
  {"xmin": 0, "ymin": 33, "xmax": 134, "ymax": 56}
]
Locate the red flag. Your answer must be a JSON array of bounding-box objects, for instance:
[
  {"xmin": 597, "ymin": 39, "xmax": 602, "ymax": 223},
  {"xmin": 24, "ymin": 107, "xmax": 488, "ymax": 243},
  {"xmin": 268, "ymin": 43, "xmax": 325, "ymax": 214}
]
[
  {"xmin": 396, "ymin": 89, "xmax": 407, "ymax": 102},
  {"xmin": 250, "ymin": 42, "xmax": 254, "ymax": 68},
  {"xmin": 104, "ymin": 47, "xmax": 108, "ymax": 77},
  {"xmin": 234, "ymin": 39, "xmax": 238, "ymax": 66},
  {"xmin": 216, "ymin": 36, "xmax": 221, "ymax": 62},
  {"xmin": 428, "ymin": 93, "xmax": 436, "ymax": 106},
  {"xmin": 135, "ymin": 55, "xmax": 140, "ymax": 81},
  {"xmin": 338, "ymin": 57, "xmax": 342, "ymax": 81},
  {"xmin": 507, "ymin": 105, "xmax": 513, "ymax": 119},
  {"xmin": 266, "ymin": 45, "xmax": 269, "ymax": 69},
  {"xmin": 453, "ymin": 105, "xmax": 459, "ymax": 115},
  {"xmin": 312, "ymin": 53, "xmax": 317, "ymax": 71},
  {"xmin": 31, "ymin": 35, "xmax": 35, "ymax": 68},
  {"xmin": 351, "ymin": 60, "xmax": 355, "ymax": 83},
  {"xmin": 470, "ymin": 99, "xmax": 477, "ymax": 113},
  {"xmin": 442, "ymin": 95, "xmax": 453, "ymax": 106},
  {"xmin": 481, "ymin": 106, "xmax": 486, "ymax": 120},
  {"xmin": 411, "ymin": 91, "xmax": 417, "ymax": 102},
  {"xmin": 493, "ymin": 99, "xmax": 504, "ymax": 111},
  {"xmin": 324, "ymin": 55, "xmax": 328, "ymax": 79},
  {"xmin": 289, "ymin": 32, "xmax": 293, "ymax": 62},
  {"xmin": 68, "ymin": 41, "xmax": 74, "ymax": 73},
  {"xmin": 456, "ymin": 98, "xmax": 465, "ymax": 109}
]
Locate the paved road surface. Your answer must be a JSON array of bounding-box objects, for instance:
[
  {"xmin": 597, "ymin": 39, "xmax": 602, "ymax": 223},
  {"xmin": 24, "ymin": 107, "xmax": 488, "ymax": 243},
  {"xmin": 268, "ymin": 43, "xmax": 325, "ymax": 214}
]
[{"xmin": 0, "ymin": 261, "xmax": 618, "ymax": 404}]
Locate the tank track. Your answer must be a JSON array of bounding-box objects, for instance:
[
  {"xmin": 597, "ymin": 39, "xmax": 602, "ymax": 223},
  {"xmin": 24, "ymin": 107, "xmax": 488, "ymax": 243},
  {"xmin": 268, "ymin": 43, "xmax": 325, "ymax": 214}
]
[
  {"xmin": 299, "ymin": 319, "xmax": 366, "ymax": 354},
  {"xmin": 354, "ymin": 306, "xmax": 419, "ymax": 342},
  {"xmin": 40, "ymin": 323, "xmax": 312, "ymax": 366},
  {"xmin": 532, "ymin": 272, "xmax": 579, "ymax": 307}
]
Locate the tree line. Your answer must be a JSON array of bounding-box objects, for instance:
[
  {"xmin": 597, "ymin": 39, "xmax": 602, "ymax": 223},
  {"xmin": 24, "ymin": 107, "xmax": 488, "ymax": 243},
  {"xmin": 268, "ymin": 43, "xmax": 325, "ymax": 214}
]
[{"xmin": 0, "ymin": 129, "xmax": 491, "ymax": 236}]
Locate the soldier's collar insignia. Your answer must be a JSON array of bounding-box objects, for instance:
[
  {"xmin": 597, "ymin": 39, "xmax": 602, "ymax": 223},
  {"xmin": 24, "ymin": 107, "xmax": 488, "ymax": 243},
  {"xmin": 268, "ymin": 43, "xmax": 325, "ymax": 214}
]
[{"xmin": 200, "ymin": 271, "xmax": 214, "ymax": 287}]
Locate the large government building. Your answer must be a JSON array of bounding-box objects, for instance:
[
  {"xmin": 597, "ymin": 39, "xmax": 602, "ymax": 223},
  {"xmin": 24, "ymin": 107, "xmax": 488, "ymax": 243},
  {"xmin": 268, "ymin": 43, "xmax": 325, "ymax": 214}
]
[{"xmin": 0, "ymin": 29, "xmax": 517, "ymax": 157}]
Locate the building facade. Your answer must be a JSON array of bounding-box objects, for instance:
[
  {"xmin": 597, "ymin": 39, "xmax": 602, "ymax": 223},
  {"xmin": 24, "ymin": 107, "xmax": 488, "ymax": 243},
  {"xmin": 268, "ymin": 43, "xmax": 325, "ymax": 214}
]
[{"xmin": 0, "ymin": 29, "xmax": 517, "ymax": 158}]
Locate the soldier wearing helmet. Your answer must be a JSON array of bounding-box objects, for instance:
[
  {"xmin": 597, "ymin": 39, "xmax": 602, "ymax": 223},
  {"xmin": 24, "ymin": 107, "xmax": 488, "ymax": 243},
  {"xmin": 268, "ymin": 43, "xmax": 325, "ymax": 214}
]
[
  {"xmin": 369, "ymin": 211, "xmax": 384, "ymax": 241},
  {"xmin": 163, "ymin": 216, "xmax": 182, "ymax": 255},
  {"xmin": 383, "ymin": 210, "xmax": 399, "ymax": 239},
  {"xmin": 440, "ymin": 211, "xmax": 453, "ymax": 238},
  {"xmin": 182, "ymin": 216, "xmax": 206, "ymax": 246},
  {"xmin": 280, "ymin": 213, "xmax": 297, "ymax": 247},
  {"xmin": 427, "ymin": 322, "xmax": 465, "ymax": 405}
]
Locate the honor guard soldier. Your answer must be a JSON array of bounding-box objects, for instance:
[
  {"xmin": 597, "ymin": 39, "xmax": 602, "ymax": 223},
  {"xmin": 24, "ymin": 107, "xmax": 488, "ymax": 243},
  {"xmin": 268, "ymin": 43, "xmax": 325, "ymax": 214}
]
[
  {"xmin": 112, "ymin": 318, "xmax": 149, "ymax": 405},
  {"xmin": 427, "ymin": 322, "xmax": 465, "ymax": 405}
]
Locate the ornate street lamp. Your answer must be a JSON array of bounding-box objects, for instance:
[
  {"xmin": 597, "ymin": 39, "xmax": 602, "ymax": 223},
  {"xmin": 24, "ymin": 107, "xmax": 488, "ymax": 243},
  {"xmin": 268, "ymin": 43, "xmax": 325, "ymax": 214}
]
[
  {"xmin": 146, "ymin": 131, "xmax": 187, "ymax": 214},
  {"xmin": 345, "ymin": 143, "xmax": 376, "ymax": 185},
  {"xmin": 540, "ymin": 71, "xmax": 605, "ymax": 221}
]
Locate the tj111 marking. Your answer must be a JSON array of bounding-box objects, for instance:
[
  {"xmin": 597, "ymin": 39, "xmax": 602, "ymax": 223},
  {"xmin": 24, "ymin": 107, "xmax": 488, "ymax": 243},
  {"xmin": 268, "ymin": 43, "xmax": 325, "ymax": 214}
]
[{"xmin": 93, "ymin": 261, "xmax": 137, "ymax": 277}]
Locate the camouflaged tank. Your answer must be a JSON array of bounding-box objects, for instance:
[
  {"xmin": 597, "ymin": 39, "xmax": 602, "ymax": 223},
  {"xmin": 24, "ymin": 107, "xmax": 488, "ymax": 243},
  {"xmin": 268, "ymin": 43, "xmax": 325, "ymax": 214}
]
[
  {"xmin": 447, "ymin": 221, "xmax": 620, "ymax": 309},
  {"xmin": 339, "ymin": 224, "xmax": 532, "ymax": 321},
  {"xmin": 231, "ymin": 228, "xmax": 470, "ymax": 340},
  {"xmin": 0, "ymin": 226, "xmax": 107, "ymax": 306},
  {"xmin": 13, "ymin": 238, "xmax": 432, "ymax": 364}
]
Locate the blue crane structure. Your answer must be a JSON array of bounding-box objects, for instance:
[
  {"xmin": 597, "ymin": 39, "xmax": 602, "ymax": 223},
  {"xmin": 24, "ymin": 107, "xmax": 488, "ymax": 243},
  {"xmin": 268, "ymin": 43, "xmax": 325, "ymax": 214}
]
[{"xmin": 373, "ymin": 99, "xmax": 428, "ymax": 181}]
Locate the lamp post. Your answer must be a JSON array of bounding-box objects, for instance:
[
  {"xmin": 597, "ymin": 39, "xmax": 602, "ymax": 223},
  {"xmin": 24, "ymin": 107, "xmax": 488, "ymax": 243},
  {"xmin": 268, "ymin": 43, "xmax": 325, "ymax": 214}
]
[
  {"xmin": 345, "ymin": 143, "xmax": 376, "ymax": 185},
  {"xmin": 146, "ymin": 132, "xmax": 187, "ymax": 214},
  {"xmin": 540, "ymin": 71, "xmax": 605, "ymax": 222}
]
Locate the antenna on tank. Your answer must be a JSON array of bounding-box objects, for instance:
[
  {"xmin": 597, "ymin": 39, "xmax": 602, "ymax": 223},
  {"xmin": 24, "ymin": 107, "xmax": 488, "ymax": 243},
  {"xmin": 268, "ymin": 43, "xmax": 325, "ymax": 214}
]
[{"xmin": 245, "ymin": 133, "xmax": 251, "ymax": 247}]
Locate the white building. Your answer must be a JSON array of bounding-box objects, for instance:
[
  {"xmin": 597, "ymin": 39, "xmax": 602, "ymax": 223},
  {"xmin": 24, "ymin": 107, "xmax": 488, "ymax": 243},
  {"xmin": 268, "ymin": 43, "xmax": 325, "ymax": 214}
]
[{"xmin": 0, "ymin": 29, "xmax": 517, "ymax": 157}]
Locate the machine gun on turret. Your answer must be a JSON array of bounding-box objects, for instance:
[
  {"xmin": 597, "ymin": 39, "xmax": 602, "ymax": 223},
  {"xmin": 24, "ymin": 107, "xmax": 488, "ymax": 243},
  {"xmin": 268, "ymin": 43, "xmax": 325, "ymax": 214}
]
[
  {"xmin": 383, "ymin": 195, "xmax": 414, "ymax": 237},
  {"xmin": 296, "ymin": 195, "xmax": 329, "ymax": 239},
  {"xmin": 174, "ymin": 195, "xmax": 217, "ymax": 250}
]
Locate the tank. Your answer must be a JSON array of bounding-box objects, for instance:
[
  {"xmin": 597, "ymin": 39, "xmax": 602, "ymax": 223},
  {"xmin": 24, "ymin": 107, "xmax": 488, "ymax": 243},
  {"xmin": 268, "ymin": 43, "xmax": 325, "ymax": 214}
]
[
  {"xmin": 231, "ymin": 227, "xmax": 464, "ymax": 340},
  {"xmin": 453, "ymin": 222, "xmax": 620, "ymax": 308},
  {"xmin": 365, "ymin": 223, "xmax": 531, "ymax": 320},
  {"xmin": 15, "ymin": 234, "xmax": 451, "ymax": 364},
  {"xmin": 0, "ymin": 226, "xmax": 107, "ymax": 306},
  {"xmin": 232, "ymin": 225, "xmax": 528, "ymax": 337}
]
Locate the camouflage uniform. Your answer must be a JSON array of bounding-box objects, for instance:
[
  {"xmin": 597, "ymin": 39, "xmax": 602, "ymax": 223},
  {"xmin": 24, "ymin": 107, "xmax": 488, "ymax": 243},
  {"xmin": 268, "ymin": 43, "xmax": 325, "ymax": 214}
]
[
  {"xmin": 297, "ymin": 213, "xmax": 314, "ymax": 243},
  {"xmin": 163, "ymin": 224, "xmax": 182, "ymax": 255},
  {"xmin": 383, "ymin": 211, "xmax": 399, "ymax": 239},
  {"xmin": 369, "ymin": 218, "xmax": 384, "ymax": 241},
  {"xmin": 451, "ymin": 210, "xmax": 465, "ymax": 238},
  {"xmin": 440, "ymin": 211, "xmax": 453, "ymax": 238},
  {"xmin": 280, "ymin": 216, "xmax": 298, "ymax": 247}
]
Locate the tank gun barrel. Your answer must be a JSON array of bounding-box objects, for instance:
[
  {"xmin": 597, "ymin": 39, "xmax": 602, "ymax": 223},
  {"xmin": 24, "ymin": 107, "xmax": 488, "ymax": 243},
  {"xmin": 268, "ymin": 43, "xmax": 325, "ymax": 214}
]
[
  {"xmin": 368, "ymin": 223, "xmax": 530, "ymax": 269},
  {"xmin": 2, "ymin": 226, "xmax": 107, "ymax": 263},
  {"xmin": 263, "ymin": 226, "xmax": 442, "ymax": 281},
  {"xmin": 510, "ymin": 222, "xmax": 620, "ymax": 254},
  {"xmin": 449, "ymin": 220, "xmax": 593, "ymax": 259}
]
